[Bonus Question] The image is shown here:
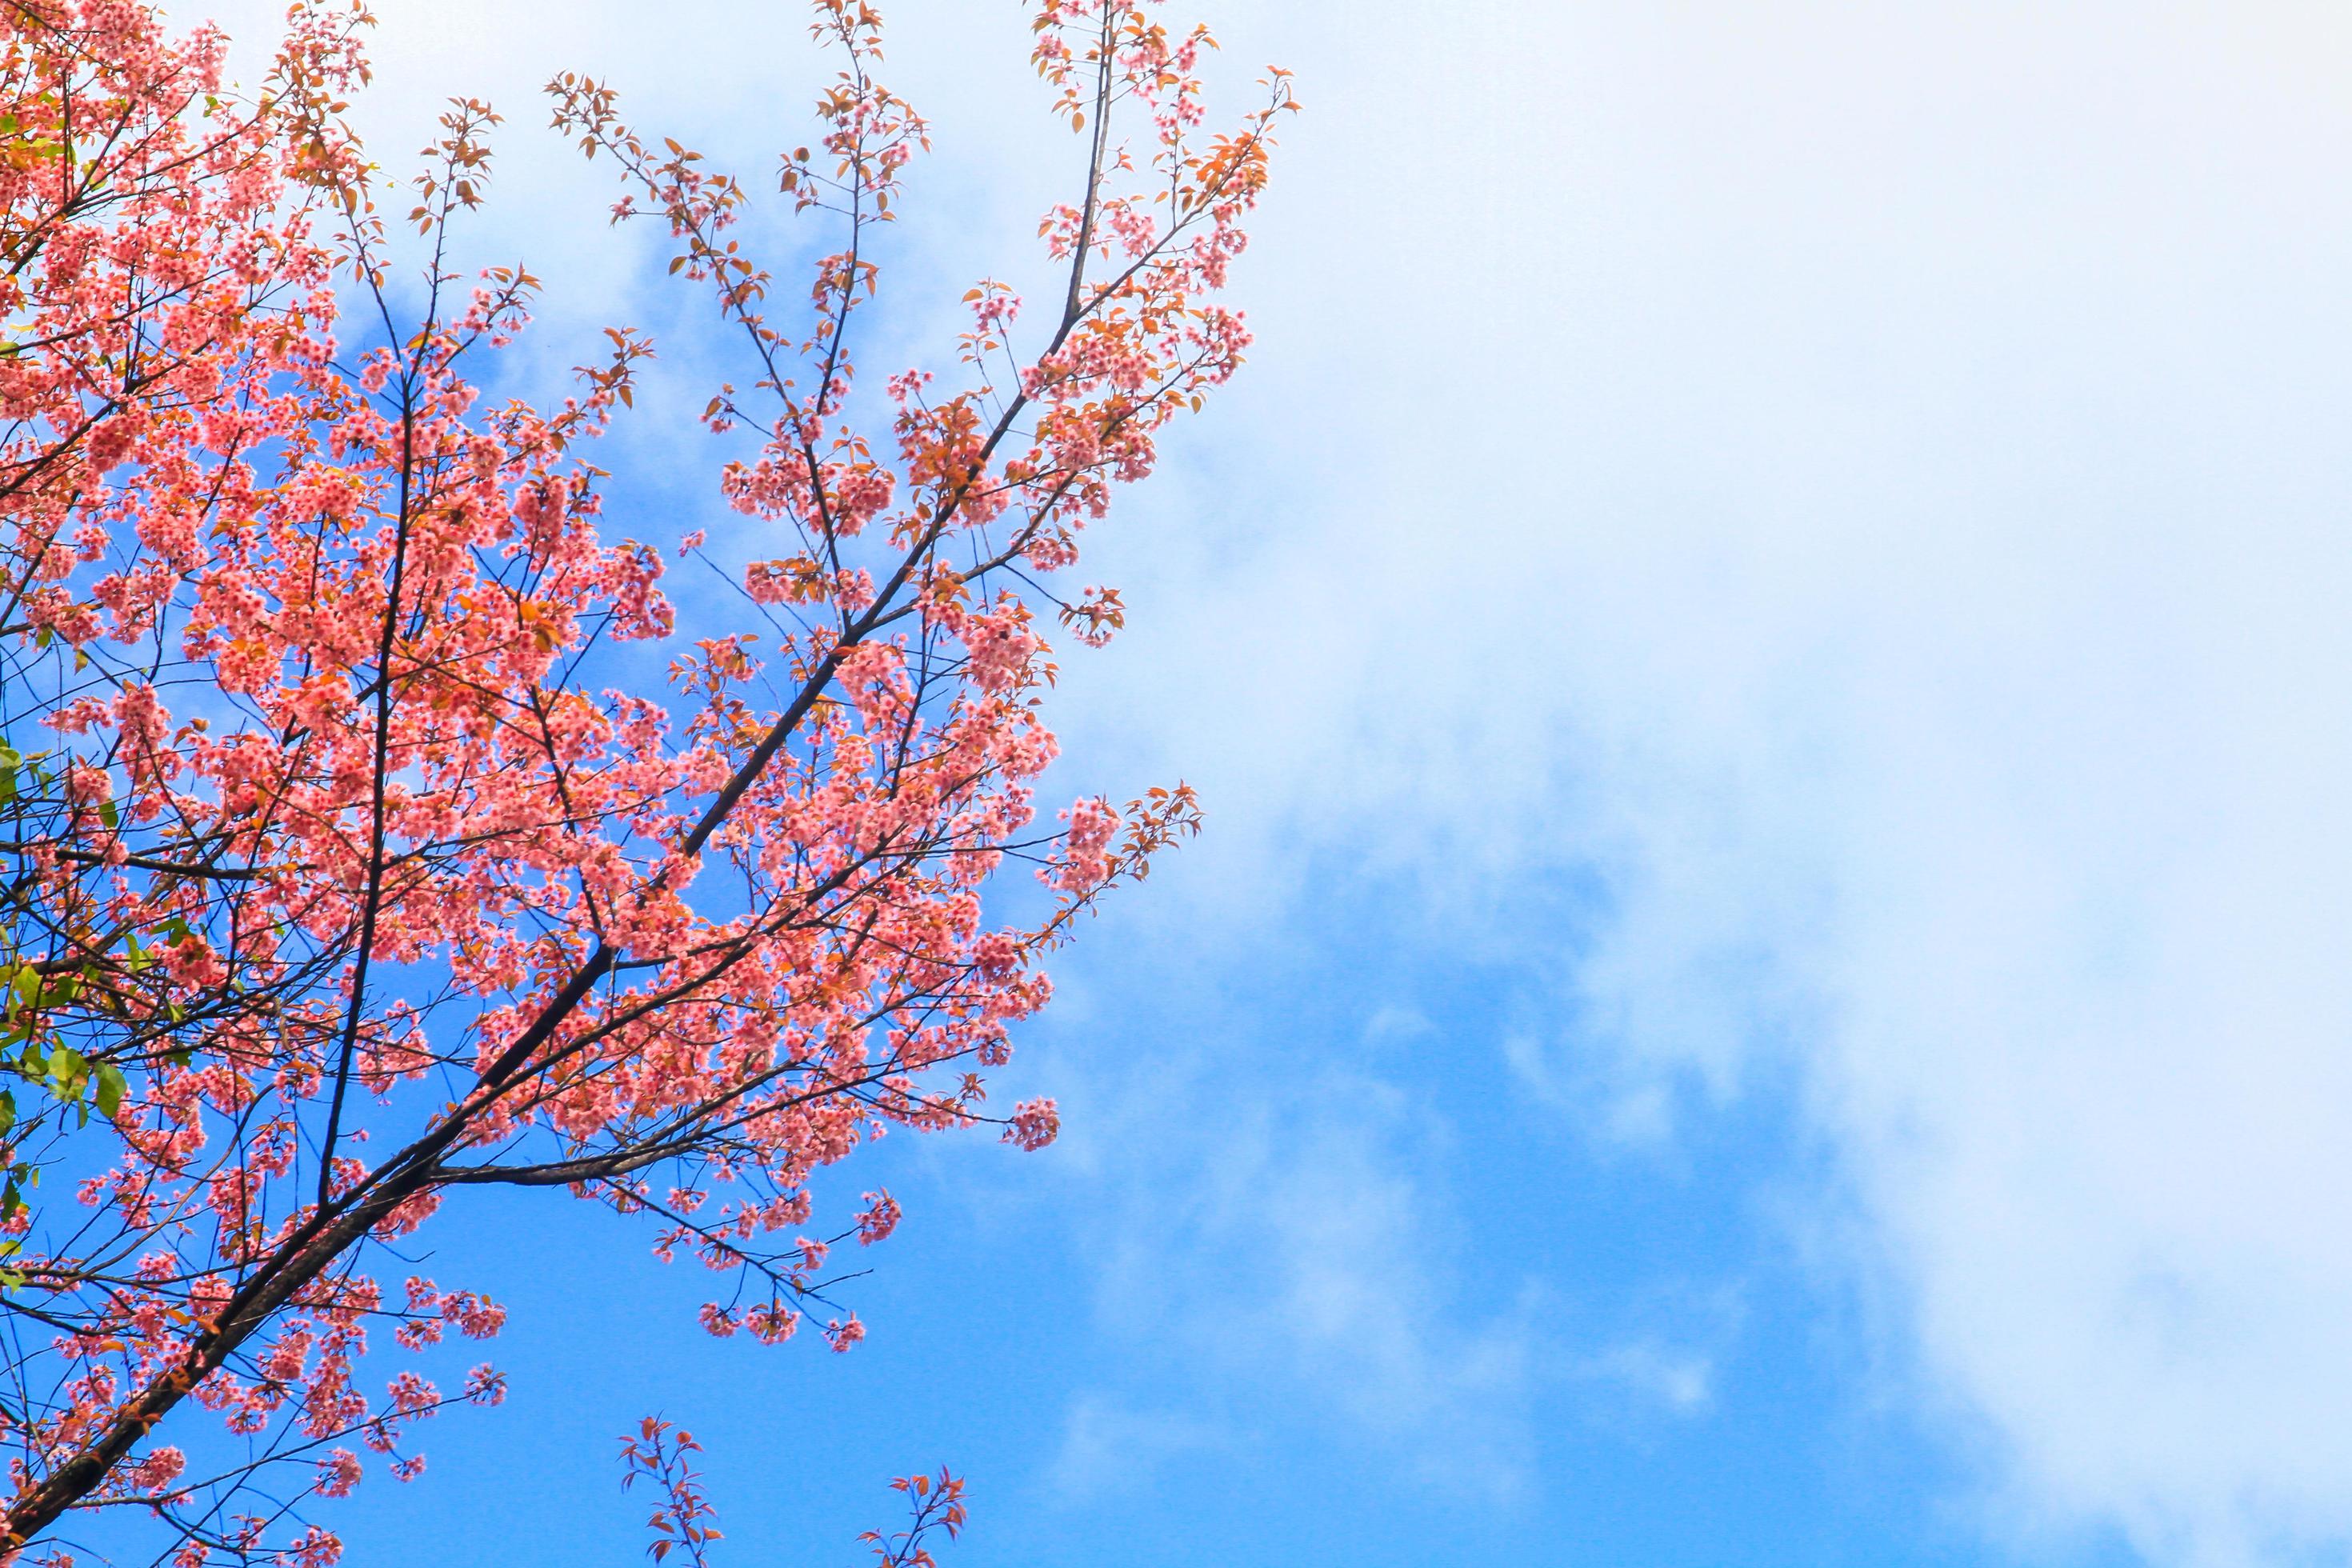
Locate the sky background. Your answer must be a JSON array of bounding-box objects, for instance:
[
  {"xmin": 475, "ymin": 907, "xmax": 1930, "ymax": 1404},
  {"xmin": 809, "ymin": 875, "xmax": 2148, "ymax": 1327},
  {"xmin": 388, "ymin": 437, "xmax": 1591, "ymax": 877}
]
[{"xmin": 174, "ymin": 2, "xmax": 2352, "ymax": 1565}]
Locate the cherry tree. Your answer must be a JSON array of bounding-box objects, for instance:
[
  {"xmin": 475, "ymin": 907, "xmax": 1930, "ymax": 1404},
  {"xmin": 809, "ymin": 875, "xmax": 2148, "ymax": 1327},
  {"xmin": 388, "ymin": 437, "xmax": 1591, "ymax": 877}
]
[{"xmin": 0, "ymin": 0, "xmax": 1290, "ymax": 1559}]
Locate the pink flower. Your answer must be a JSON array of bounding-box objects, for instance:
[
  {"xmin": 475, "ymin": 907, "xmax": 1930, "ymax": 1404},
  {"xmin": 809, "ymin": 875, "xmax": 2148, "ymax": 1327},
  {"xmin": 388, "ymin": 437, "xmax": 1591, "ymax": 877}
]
[
  {"xmin": 133, "ymin": 1446, "xmax": 186, "ymax": 1494},
  {"xmin": 314, "ymin": 1449, "xmax": 362, "ymax": 1498},
  {"xmin": 1002, "ymin": 1098, "xmax": 1061, "ymax": 1152},
  {"xmin": 856, "ymin": 1190, "xmax": 901, "ymax": 1246},
  {"xmin": 64, "ymin": 764, "xmax": 112, "ymax": 807},
  {"xmin": 462, "ymin": 1364, "xmax": 506, "ymax": 1406}
]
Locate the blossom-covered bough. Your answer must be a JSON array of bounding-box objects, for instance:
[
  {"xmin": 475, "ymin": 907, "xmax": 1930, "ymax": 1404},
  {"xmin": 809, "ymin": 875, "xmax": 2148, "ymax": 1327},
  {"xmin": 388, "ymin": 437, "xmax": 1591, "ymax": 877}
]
[{"xmin": 0, "ymin": 0, "xmax": 1290, "ymax": 1558}]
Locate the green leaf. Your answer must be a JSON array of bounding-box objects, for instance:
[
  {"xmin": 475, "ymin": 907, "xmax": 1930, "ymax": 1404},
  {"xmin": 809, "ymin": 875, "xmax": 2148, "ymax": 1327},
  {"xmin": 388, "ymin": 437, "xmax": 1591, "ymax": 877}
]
[
  {"xmin": 93, "ymin": 1062, "xmax": 123, "ymax": 1119},
  {"xmin": 45, "ymin": 1044, "xmax": 85, "ymax": 1095}
]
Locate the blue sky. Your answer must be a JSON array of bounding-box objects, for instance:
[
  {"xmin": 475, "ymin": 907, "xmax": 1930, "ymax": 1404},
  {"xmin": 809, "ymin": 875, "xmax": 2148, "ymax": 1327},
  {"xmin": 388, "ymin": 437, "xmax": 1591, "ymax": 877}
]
[{"xmin": 177, "ymin": 2, "xmax": 2352, "ymax": 1564}]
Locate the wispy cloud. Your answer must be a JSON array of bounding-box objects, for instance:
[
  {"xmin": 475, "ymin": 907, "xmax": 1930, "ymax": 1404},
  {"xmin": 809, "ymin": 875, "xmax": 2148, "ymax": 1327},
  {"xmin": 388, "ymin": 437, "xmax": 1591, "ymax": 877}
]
[
  {"xmin": 1569, "ymin": 1342, "xmax": 1715, "ymax": 1418},
  {"xmin": 1047, "ymin": 1398, "xmax": 1226, "ymax": 1505},
  {"xmin": 1044, "ymin": 1041, "xmax": 1546, "ymax": 1498}
]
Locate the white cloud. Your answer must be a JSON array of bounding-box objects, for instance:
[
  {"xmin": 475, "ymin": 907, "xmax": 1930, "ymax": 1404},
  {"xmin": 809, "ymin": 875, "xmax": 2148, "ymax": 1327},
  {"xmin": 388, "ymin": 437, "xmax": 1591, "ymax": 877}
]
[{"xmin": 1045, "ymin": 2, "xmax": 2352, "ymax": 1563}]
